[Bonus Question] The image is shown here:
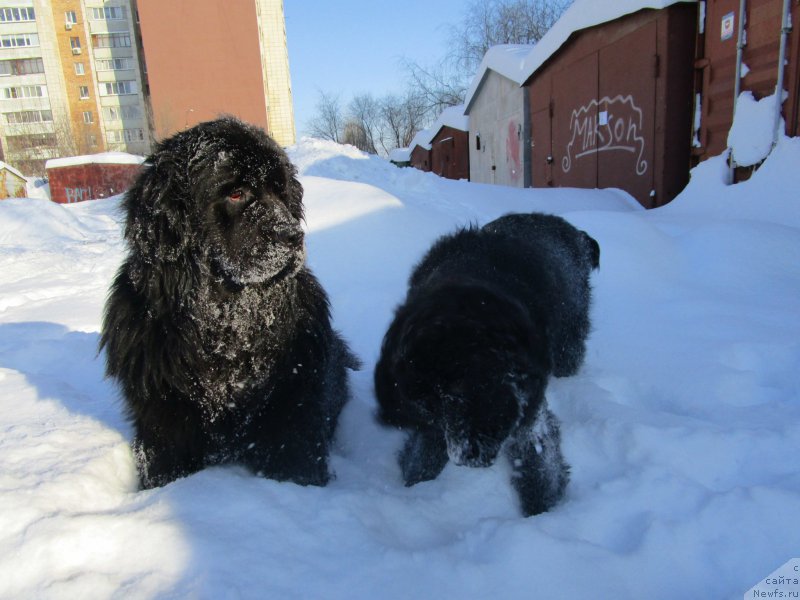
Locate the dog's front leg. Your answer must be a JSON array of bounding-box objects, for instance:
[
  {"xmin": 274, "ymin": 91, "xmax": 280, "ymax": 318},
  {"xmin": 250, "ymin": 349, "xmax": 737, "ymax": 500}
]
[
  {"xmin": 399, "ymin": 428, "xmax": 448, "ymax": 486},
  {"xmin": 505, "ymin": 405, "xmax": 570, "ymax": 516}
]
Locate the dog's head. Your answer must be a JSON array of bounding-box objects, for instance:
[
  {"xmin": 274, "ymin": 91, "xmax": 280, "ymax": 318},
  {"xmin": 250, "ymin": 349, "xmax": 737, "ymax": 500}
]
[
  {"xmin": 123, "ymin": 116, "xmax": 305, "ymax": 286},
  {"xmin": 387, "ymin": 282, "xmax": 550, "ymax": 468}
]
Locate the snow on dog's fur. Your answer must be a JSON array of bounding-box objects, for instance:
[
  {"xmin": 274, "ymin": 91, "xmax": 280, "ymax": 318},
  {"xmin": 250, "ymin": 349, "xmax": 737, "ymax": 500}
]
[
  {"xmin": 375, "ymin": 212, "xmax": 599, "ymax": 516},
  {"xmin": 101, "ymin": 117, "xmax": 357, "ymax": 489}
]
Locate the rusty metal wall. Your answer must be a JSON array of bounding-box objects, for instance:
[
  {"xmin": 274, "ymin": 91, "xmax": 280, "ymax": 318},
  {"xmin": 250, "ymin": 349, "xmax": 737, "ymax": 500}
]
[
  {"xmin": 695, "ymin": 0, "xmax": 800, "ymax": 161},
  {"xmin": 430, "ymin": 127, "xmax": 470, "ymax": 181},
  {"xmin": 526, "ymin": 5, "xmax": 697, "ymax": 208},
  {"xmin": 410, "ymin": 146, "xmax": 431, "ymax": 172}
]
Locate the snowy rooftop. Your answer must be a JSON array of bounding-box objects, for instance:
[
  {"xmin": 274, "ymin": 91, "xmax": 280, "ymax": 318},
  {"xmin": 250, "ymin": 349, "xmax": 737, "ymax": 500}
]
[
  {"xmin": 519, "ymin": 0, "xmax": 695, "ymax": 82},
  {"xmin": 464, "ymin": 0, "xmax": 696, "ymax": 111},
  {"xmin": 388, "ymin": 147, "xmax": 412, "ymax": 163},
  {"xmin": 432, "ymin": 104, "xmax": 469, "ymax": 135},
  {"xmin": 464, "ymin": 45, "xmax": 535, "ymax": 112},
  {"xmin": 45, "ymin": 152, "xmax": 146, "ymax": 170},
  {"xmin": 409, "ymin": 127, "xmax": 434, "ymax": 151},
  {"xmin": 0, "ymin": 161, "xmax": 26, "ymax": 181}
]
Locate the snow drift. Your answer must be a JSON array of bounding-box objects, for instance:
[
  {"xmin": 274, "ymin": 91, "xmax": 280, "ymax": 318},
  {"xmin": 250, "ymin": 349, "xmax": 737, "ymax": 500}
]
[{"xmin": 0, "ymin": 136, "xmax": 798, "ymax": 599}]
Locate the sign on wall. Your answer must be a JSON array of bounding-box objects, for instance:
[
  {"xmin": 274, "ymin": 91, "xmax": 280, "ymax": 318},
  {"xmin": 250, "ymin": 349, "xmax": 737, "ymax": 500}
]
[{"xmin": 721, "ymin": 11, "xmax": 735, "ymax": 41}]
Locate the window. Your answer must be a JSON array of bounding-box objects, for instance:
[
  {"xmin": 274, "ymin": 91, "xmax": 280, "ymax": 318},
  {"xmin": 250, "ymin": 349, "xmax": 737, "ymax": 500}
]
[
  {"xmin": 90, "ymin": 6, "xmax": 127, "ymax": 20},
  {"xmin": 0, "ymin": 7, "xmax": 35, "ymax": 22},
  {"xmin": 92, "ymin": 33, "xmax": 131, "ymax": 48},
  {"xmin": 2, "ymin": 84, "xmax": 46, "ymax": 99},
  {"xmin": 65, "ymin": 10, "xmax": 77, "ymax": 25},
  {"xmin": 96, "ymin": 57, "xmax": 133, "ymax": 71},
  {"xmin": 0, "ymin": 58, "xmax": 45, "ymax": 77},
  {"xmin": 74, "ymin": 62, "xmax": 85, "ymax": 75},
  {"xmin": 102, "ymin": 104, "xmax": 141, "ymax": 120},
  {"xmin": 99, "ymin": 80, "xmax": 136, "ymax": 96},
  {"xmin": 0, "ymin": 33, "xmax": 39, "ymax": 48},
  {"xmin": 4, "ymin": 109, "xmax": 53, "ymax": 124},
  {"xmin": 5, "ymin": 133, "xmax": 57, "ymax": 151},
  {"xmin": 107, "ymin": 128, "xmax": 144, "ymax": 143},
  {"xmin": 78, "ymin": 85, "xmax": 89, "ymax": 99},
  {"xmin": 83, "ymin": 111, "xmax": 93, "ymax": 124},
  {"xmin": 70, "ymin": 37, "xmax": 81, "ymax": 53}
]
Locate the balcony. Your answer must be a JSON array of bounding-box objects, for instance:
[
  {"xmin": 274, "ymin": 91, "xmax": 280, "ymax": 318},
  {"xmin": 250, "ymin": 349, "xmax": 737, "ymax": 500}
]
[{"xmin": 88, "ymin": 19, "xmax": 129, "ymax": 35}]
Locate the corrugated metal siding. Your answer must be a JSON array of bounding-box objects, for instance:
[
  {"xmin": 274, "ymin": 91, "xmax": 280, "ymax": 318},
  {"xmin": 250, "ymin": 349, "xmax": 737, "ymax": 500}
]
[
  {"xmin": 527, "ymin": 5, "xmax": 697, "ymax": 208},
  {"xmin": 430, "ymin": 127, "xmax": 470, "ymax": 181},
  {"xmin": 467, "ymin": 70, "xmax": 528, "ymax": 187},
  {"xmin": 47, "ymin": 163, "xmax": 141, "ymax": 204},
  {"xmin": 410, "ymin": 146, "xmax": 431, "ymax": 172},
  {"xmin": 695, "ymin": 0, "xmax": 800, "ymax": 161}
]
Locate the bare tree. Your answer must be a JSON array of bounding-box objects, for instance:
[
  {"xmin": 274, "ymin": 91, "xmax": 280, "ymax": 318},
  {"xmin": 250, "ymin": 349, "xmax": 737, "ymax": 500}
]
[
  {"xmin": 399, "ymin": 0, "xmax": 572, "ymax": 119},
  {"xmin": 448, "ymin": 0, "xmax": 572, "ymax": 75},
  {"xmin": 381, "ymin": 92, "xmax": 428, "ymax": 153},
  {"xmin": 307, "ymin": 90, "xmax": 344, "ymax": 143},
  {"xmin": 305, "ymin": 1, "xmax": 572, "ymax": 155},
  {"xmin": 346, "ymin": 94, "xmax": 381, "ymax": 154},
  {"xmin": 401, "ymin": 59, "xmax": 468, "ymax": 119}
]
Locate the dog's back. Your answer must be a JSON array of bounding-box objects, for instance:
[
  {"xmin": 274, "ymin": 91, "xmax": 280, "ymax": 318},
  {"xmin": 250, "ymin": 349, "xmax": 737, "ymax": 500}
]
[{"xmin": 406, "ymin": 213, "xmax": 599, "ymax": 377}]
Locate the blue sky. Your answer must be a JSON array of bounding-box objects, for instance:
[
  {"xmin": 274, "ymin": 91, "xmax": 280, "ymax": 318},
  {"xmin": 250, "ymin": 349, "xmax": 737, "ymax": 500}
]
[{"xmin": 284, "ymin": 0, "xmax": 468, "ymax": 137}]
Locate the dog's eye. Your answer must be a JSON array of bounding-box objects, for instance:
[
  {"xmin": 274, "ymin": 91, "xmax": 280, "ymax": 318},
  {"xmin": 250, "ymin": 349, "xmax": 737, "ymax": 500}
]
[{"xmin": 227, "ymin": 189, "xmax": 245, "ymax": 203}]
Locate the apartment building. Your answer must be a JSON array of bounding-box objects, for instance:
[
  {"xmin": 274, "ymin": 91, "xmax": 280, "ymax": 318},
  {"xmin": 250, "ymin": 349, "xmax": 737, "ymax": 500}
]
[
  {"xmin": 134, "ymin": 0, "xmax": 296, "ymax": 147},
  {"xmin": 0, "ymin": 0, "xmax": 150, "ymax": 175},
  {"xmin": 1, "ymin": 0, "xmax": 295, "ymax": 176}
]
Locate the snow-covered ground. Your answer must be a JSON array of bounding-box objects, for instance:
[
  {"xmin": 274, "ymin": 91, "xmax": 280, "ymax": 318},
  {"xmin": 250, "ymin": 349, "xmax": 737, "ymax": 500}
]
[{"xmin": 1, "ymin": 136, "xmax": 798, "ymax": 599}]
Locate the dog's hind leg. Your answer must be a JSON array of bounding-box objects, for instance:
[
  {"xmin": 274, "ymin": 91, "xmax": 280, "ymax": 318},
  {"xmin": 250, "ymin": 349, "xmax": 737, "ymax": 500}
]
[
  {"xmin": 399, "ymin": 429, "xmax": 448, "ymax": 486},
  {"xmin": 505, "ymin": 403, "xmax": 570, "ymax": 516}
]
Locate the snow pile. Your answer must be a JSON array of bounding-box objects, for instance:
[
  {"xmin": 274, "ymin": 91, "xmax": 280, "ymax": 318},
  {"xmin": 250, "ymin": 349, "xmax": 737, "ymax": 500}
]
[
  {"xmin": 728, "ymin": 91, "xmax": 781, "ymax": 167},
  {"xmin": 1, "ymin": 135, "xmax": 798, "ymax": 599}
]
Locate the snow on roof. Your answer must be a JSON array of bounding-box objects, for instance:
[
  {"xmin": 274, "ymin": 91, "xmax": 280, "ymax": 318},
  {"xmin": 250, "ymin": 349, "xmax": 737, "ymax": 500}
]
[
  {"xmin": 518, "ymin": 0, "xmax": 696, "ymax": 82},
  {"xmin": 389, "ymin": 147, "xmax": 412, "ymax": 163},
  {"xmin": 45, "ymin": 152, "xmax": 146, "ymax": 170},
  {"xmin": 433, "ymin": 104, "xmax": 469, "ymax": 135},
  {"xmin": 409, "ymin": 128, "xmax": 434, "ymax": 151},
  {"xmin": 464, "ymin": 45, "xmax": 535, "ymax": 112},
  {"xmin": 464, "ymin": 0, "xmax": 696, "ymax": 110},
  {"xmin": 0, "ymin": 161, "xmax": 27, "ymax": 181}
]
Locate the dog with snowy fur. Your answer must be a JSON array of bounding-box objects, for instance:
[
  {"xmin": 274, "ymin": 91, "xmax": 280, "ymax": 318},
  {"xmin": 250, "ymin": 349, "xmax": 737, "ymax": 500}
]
[
  {"xmin": 101, "ymin": 117, "xmax": 357, "ymax": 489},
  {"xmin": 374, "ymin": 212, "xmax": 599, "ymax": 516}
]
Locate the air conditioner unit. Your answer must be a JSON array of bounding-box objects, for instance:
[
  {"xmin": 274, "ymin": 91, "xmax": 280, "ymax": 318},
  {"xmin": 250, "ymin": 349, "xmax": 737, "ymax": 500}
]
[
  {"xmin": 65, "ymin": 22, "xmax": 73, "ymax": 30},
  {"xmin": 72, "ymin": 47, "xmax": 81, "ymax": 55}
]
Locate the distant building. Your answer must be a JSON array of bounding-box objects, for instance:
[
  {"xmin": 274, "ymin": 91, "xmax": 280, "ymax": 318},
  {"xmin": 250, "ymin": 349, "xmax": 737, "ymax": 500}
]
[
  {"xmin": 45, "ymin": 151, "xmax": 143, "ymax": 203},
  {"xmin": 0, "ymin": 159, "xmax": 26, "ymax": 198},
  {"xmin": 0, "ymin": 0, "xmax": 296, "ymax": 179},
  {"xmin": 134, "ymin": 0, "xmax": 296, "ymax": 146},
  {"xmin": 408, "ymin": 128, "xmax": 433, "ymax": 172},
  {"xmin": 0, "ymin": 0, "xmax": 151, "ymax": 175},
  {"xmin": 464, "ymin": 45, "xmax": 531, "ymax": 188},
  {"xmin": 388, "ymin": 146, "xmax": 411, "ymax": 167}
]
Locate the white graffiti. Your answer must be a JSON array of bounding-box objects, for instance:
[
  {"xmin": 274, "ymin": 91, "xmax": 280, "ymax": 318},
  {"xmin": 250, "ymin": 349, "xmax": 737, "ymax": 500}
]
[
  {"xmin": 65, "ymin": 186, "xmax": 93, "ymax": 203},
  {"xmin": 562, "ymin": 95, "xmax": 648, "ymax": 176}
]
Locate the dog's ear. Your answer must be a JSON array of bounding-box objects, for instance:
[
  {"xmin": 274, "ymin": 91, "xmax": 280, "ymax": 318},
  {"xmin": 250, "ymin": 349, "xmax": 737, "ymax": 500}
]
[
  {"xmin": 583, "ymin": 231, "xmax": 600, "ymax": 270},
  {"xmin": 282, "ymin": 156, "xmax": 304, "ymax": 222},
  {"xmin": 123, "ymin": 146, "xmax": 195, "ymax": 264}
]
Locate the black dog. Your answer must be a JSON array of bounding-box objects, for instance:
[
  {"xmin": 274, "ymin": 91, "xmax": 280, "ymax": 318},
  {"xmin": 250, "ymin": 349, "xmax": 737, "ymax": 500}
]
[
  {"xmin": 375, "ymin": 212, "xmax": 599, "ymax": 516},
  {"xmin": 101, "ymin": 117, "xmax": 357, "ymax": 489}
]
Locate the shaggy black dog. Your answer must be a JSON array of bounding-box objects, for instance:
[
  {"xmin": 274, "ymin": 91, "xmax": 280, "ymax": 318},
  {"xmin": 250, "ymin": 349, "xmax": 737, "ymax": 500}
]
[
  {"xmin": 374, "ymin": 212, "xmax": 600, "ymax": 516},
  {"xmin": 101, "ymin": 117, "xmax": 357, "ymax": 489}
]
